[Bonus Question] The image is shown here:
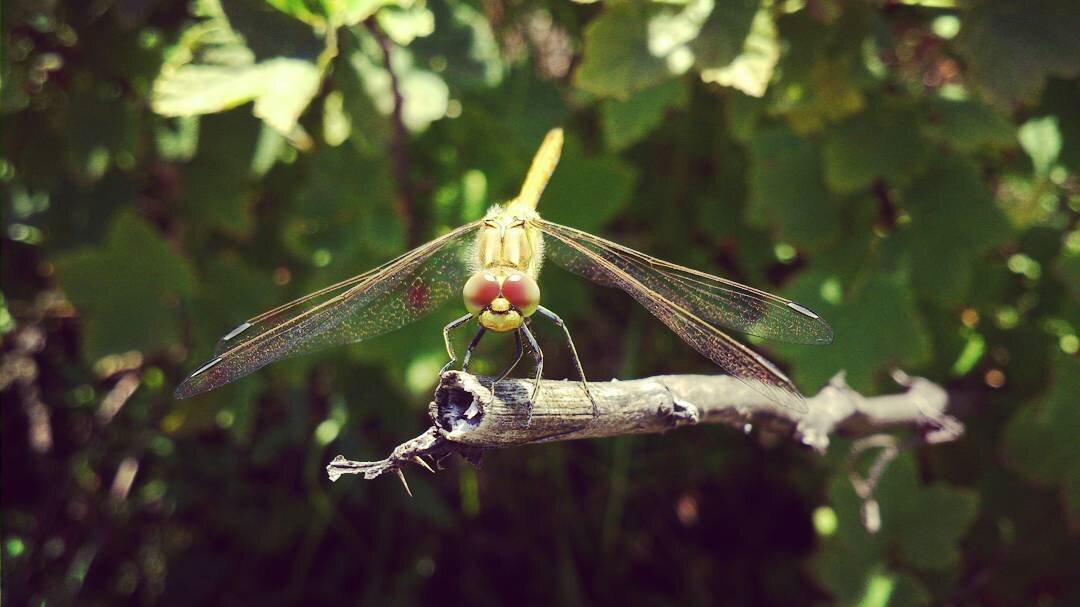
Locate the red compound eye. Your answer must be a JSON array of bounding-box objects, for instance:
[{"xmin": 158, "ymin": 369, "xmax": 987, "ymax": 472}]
[
  {"xmin": 463, "ymin": 272, "xmax": 501, "ymax": 315},
  {"xmin": 501, "ymin": 272, "xmax": 540, "ymax": 316}
]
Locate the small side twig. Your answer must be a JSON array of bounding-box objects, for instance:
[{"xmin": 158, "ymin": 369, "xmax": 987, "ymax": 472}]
[{"xmin": 327, "ymin": 370, "xmax": 962, "ymax": 486}]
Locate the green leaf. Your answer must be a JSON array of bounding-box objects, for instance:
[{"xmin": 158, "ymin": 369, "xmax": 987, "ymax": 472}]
[
  {"xmin": 1002, "ymin": 355, "xmax": 1080, "ymax": 528},
  {"xmin": 746, "ymin": 125, "xmax": 839, "ymax": 248},
  {"xmin": 698, "ymin": 7, "xmax": 779, "ymax": 98},
  {"xmin": 889, "ymin": 487, "xmax": 980, "ymax": 570},
  {"xmin": 540, "ymin": 136, "xmax": 638, "ymax": 234},
  {"xmin": 902, "ymin": 155, "xmax": 1011, "ymax": 304},
  {"xmin": 924, "ymin": 97, "xmax": 1015, "ymax": 152},
  {"xmin": 725, "ymin": 89, "xmax": 765, "ymax": 142},
  {"xmin": 823, "ymin": 105, "xmax": 931, "ymax": 193},
  {"xmin": 1039, "ymin": 79, "xmax": 1080, "ymax": 171},
  {"xmin": 574, "ymin": 2, "xmax": 669, "ymax": 100},
  {"xmin": 771, "ymin": 10, "xmax": 871, "ymax": 133},
  {"xmin": 956, "ymin": 0, "xmax": 1080, "ymax": 106},
  {"xmin": 178, "ymin": 110, "xmax": 264, "ymax": 234},
  {"xmin": 600, "ymin": 79, "xmax": 688, "ymax": 151},
  {"xmin": 53, "ymin": 212, "xmax": 194, "ymax": 361},
  {"xmin": 879, "ymin": 455, "xmax": 980, "ymax": 571},
  {"xmin": 290, "ymin": 143, "xmax": 404, "ymax": 263},
  {"xmin": 1056, "ymin": 246, "xmax": 1080, "ymax": 301},
  {"xmin": 61, "ymin": 91, "xmax": 139, "ymax": 184}
]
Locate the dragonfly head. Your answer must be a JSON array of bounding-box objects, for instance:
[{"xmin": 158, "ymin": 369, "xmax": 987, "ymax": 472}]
[{"xmin": 463, "ymin": 270, "xmax": 540, "ymax": 332}]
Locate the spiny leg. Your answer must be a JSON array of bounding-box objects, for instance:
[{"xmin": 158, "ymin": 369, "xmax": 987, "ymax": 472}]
[
  {"xmin": 536, "ymin": 305, "xmax": 598, "ymax": 416},
  {"xmin": 494, "ymin": 331, "xmax": 525, "ymax": 383},
  {"xmin": 519, "ymin": 322, "xmax": 544, "ymax": 413},
  {"xmin": 440, "ymin": 313, "xmax": 474, "ymax": 374},
  {"xmin": 485, "ymin": 330, "xmax": 525, "ymax": 399},
  {"xmin": 460, "ymin": 326, "xmax": 487, "ymax": 372}
]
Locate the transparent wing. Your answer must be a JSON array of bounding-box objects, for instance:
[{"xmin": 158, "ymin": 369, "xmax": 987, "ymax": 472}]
[
  {"xmin": 538, "ymin": 221, "xmax": 831, "ymax": 412},
  {"xmin": 537, "ymin": 221, "xmax": 833, "ymax": 345},
  {"xmin": 175, "ymin": 221, "xmax": 482, "ymax": 399}
]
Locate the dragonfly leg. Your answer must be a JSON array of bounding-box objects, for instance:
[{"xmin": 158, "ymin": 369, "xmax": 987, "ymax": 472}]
[
  {"xmin": 487, "ymin": 331, "xmax": 525, "ymax": 401},
  {"xmin": 519, "ymin": 322, "xmax": 544, "ymax": 423},
  {"xmin": 535, "ymin": 305, "xmax": 598, "ymax": 417},
  {"xmin": 461, "ymin": 326, "xmax": 487, "ymax": 373},
  {"xmin": 494, "ymin": 331, "xmax": 525, "ymax": 383},
  {"xmin": 440, "ymin": 313, "xmax": 474, "ymax": 374}
]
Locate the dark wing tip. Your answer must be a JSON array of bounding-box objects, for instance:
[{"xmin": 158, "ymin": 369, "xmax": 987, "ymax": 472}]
[
  {"xmin": 817, "ymin": 320, "xmax": 835, "ymax": 345},
  {"xmin": 173, "ymin": 377, "xmax": 209, "ymax": 400},
  {"xmin": 173, "ymin": 383, "xmax": 193, "ymax": 400}
]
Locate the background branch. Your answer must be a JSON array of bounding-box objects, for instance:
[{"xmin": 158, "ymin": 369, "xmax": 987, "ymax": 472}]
[
  {"xmin": 365, "ymin": 19, "xmax": 417, "ymax": 246},
  {"xmin": 328, "ymin": 370, "xmax": 962, "ymax": 484}
]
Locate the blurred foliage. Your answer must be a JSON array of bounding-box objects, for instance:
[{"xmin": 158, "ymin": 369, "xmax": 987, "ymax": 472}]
[{"xmin": 2, "ymin": 0, "xmax": 1079, "ymax": 605}]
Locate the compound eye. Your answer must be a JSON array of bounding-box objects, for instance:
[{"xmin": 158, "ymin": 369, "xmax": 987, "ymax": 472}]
[
  {"xmin": 463, "ymin": 272, "xmax": 501, "ymax": 315},
  {"xmin": 501, "ymin": 272, "xmax": 540, "ymax": 317}
]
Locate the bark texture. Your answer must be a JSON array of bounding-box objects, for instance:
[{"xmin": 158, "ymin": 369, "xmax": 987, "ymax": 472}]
[{"xmin": 327, "ymin": 370, "xmax": 962, "ymax": 484}]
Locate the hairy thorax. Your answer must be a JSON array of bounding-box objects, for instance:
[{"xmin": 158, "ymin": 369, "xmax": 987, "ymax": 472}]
[{"xmin": 473, "ymin": 203, "xmax": 544, "ymax": 277}]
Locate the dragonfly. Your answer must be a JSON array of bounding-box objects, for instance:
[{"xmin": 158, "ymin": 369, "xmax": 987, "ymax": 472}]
[{"xmin": 175, "ymin": 128, "xmax": 833, "ymax": 413}]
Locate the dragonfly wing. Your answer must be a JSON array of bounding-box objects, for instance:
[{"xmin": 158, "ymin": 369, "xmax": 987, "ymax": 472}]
[
  {"xmin": 538, "ymin": 221, "xmax": 815, "ymax": 412},
  {"xmin": 537, "ymin": 221, "xmax": 832, "ymax": 345},
  {"xmin": 210, "ymin": 263, "xmax": 388, "ymax": 357},
  {"xmin": 175, "ymin": 222, "xmax": 482, "ymax": 399}
]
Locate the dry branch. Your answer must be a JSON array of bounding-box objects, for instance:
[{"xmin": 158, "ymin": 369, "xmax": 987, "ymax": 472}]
[{"xmin": 327, "ymin": 370, "xmax": 962, "ymax": 484}]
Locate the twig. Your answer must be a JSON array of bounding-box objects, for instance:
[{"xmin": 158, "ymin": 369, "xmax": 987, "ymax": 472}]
[
  {"xmin": 365, "ymin": 19, "xmax": 417, "ymax": 245},
  {"xmin": 327, "ymin": 370, "xmax": 962, "ymax": 484}
]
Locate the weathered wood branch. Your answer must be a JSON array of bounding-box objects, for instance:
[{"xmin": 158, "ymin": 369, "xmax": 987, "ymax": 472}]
[{"xmin": 327, "ymin": 370, "xmax": 962, "ymax": 484}]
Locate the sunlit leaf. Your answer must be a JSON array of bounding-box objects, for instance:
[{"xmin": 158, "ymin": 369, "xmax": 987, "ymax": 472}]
[
  {"xmin": 151, "ymin": 0, "xmax": 326, "ymax": 142},
  {"xmin": 698, "ymin": 7, "xmax": 779, "ymax": 98},
  {"xmin": 688, "ymin": 0, "xmax": 758, "ymax": 70},
  {"xmin": 1018, "ymin": 116, "xmax": 1062, "ymax": 177}
]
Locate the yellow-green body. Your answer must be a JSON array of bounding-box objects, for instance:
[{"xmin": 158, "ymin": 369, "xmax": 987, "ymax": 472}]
[{"xmin": 467, "ymin": 129, "xmax": 562, "ymax": 332}]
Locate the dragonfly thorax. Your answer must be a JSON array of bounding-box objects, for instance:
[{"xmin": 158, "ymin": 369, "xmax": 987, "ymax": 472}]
[
  {"xmin": 463, "ymin": 269, "xmax": 540, "ymax": 332},
  {"xmin": 474, "ymin": 205, "xmax": 544, "ymax": 276}
]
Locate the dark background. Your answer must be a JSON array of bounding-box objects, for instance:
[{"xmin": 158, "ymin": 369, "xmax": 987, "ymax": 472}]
[{"xmin": 3, "ymin": 0, "xmax": 1078, "ymax": 605}]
